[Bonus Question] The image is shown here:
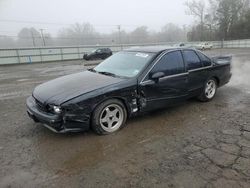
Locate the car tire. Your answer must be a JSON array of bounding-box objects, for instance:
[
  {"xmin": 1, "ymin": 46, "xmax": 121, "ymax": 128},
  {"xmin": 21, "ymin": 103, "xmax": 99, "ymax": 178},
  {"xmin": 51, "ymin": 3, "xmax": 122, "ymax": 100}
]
[
  {"xmin": 198, "ymin": 78, "xmax": 217, "ymax": 102},
  {"xmin": 91, "ymin": 99, "xmax": 127, "ymax": 135}
]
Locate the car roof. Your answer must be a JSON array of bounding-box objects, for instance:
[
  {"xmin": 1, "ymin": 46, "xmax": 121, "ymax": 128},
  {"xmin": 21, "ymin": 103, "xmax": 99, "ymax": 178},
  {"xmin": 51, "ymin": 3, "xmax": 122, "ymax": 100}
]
[{"xmin": 124, "ymin": 46, "xmax": 194, "ymax": 53}]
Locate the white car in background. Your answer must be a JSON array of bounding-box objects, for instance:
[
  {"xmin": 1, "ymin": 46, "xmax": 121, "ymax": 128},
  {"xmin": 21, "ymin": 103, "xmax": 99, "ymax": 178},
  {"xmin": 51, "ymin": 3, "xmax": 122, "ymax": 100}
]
[{"xmin": 195, "ymin": 42, "xmax": 213, "ymax": 50}]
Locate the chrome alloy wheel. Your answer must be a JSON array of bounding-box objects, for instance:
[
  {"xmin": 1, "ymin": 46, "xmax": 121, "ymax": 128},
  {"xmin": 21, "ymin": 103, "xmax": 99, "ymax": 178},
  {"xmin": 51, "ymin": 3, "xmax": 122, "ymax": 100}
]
[
  {"xmin": 99, "ymin": 104, "xmax": 124, "ymax": 133},
  {"xmin": 205, "ymin": 80, "xmax": 216, "ymax": 99}
]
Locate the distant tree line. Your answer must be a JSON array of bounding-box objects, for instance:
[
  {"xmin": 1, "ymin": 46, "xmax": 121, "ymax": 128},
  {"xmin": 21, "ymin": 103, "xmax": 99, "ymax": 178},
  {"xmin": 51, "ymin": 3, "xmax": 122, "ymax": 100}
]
[
  {"xmin": 185, "ymin": 0, "xmax": 250, "ymax": 41},
  {"xmin": 0, "ymin": 23, "xmax": 187, "ymax": 48},
  {"xmin": 0, "ymin": 0, "xmax": 250, "ymax": 48}
]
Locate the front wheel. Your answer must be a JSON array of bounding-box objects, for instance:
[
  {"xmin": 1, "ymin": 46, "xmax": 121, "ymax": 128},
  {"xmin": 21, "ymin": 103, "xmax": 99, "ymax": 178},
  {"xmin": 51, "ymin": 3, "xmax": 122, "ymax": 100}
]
[
  {"xmin": 198, "ymin": 78, "xmax": 217, "ymax": 102},
  {"xmin": 91, "ymin": 99, "xmax": 127, "ymax": 135}
]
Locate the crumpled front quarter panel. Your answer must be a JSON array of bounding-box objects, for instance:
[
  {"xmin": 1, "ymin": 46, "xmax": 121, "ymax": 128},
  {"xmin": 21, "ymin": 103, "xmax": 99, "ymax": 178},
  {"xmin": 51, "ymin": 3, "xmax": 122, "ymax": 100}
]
[{"xmin": 62, "ymin": 79, "xmax": 138, "ymax": 128}]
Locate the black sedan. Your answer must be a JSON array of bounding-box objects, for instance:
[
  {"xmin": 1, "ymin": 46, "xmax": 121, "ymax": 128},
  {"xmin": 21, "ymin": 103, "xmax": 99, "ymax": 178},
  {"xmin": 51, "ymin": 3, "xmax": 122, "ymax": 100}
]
[
  {"xmin": 27, "ymin": 47, "xmax": 232, "ymax": 135},
  {"xmin": 83, "ymin": 48, "xmax": 112, "ymax": 60}
]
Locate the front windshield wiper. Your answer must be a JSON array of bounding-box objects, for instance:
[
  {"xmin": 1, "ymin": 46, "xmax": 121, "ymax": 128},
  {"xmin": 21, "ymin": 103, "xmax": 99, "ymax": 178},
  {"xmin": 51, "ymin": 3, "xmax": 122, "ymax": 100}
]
[
  {"xmin": 88, "ymin": 68, "xmax": 97, "ymax": 72},
  {"xmin": 88, "ymin": 69, "xmax": 115, "ymax": 76},
  {"xmin": 89, "ymin": 69, "xmax": 127, "ymax": 78},
  {"xmin": 97, "ymin": 71, "xmax": 117, "ymax": 77}
]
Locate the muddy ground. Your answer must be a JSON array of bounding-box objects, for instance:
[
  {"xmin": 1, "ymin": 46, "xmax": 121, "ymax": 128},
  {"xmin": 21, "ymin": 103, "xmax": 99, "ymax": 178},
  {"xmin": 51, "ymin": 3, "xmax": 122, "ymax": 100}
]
[{"xmin": 0, "ymin": 49, "xmax": 250, "ymax": 188}]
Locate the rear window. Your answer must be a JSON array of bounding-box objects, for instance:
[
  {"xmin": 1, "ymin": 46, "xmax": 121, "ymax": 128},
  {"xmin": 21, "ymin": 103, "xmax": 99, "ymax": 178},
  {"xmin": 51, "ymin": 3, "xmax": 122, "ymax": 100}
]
[
  {"xmin": 182, "ymin": 50, "xmax": 202, "ymax": 70},
  {"xmin": 196, "ymin": 51, "xmax": 212, "ymax": 66}
]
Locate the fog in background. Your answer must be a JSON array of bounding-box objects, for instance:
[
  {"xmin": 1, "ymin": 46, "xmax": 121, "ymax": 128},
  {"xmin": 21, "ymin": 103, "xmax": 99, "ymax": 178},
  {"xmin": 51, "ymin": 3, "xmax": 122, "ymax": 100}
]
[{"xmin": 0, "ymin": 0, "xmax": 250, "ymax": 48}]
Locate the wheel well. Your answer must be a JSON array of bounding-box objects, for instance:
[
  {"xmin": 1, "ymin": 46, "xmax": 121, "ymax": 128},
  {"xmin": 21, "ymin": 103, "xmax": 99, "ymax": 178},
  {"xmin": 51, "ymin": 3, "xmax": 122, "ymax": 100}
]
[
  {"xmin": 112, "ymin": 97, "xmax": 130, "ymax": 114},
  {"xmin": 212, "ymin": 76, "xmax": 220, "ymax": 86}
]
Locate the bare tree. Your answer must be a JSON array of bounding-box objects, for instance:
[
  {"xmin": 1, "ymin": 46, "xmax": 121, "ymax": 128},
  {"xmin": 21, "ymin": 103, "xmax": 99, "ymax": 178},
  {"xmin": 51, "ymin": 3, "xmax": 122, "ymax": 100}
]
[
  {"xmin": 17, "ymin": 27, "xmax": 42, "ymax": 47},
  {"xmin": 185, "ymin": 0, "xmax": 206, "ymax": 41},
  {"xmin": 212, "ymin": 0, "xmax": 248, "ymax": 39},
  {"xmin": 130, "ymin": 26, "xmax": 149, "ymax": 44},
  {"xmin": 57, "ymin": 23, "xmax": 99, "ymax": 45},
  {"xmin": 158, "ymin": 23, "xmax": 187, "ymax": 42}
]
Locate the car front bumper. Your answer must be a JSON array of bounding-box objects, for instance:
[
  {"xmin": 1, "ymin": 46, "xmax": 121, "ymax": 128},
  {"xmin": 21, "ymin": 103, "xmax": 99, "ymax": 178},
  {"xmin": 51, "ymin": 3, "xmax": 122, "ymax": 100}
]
[
  {"xmin": 26, "ymin": 96, "xmax": 65, "ymax": 132},
  {"xmin": 26, "ymin": 96, "xmax": 91, "ymax": 133}
]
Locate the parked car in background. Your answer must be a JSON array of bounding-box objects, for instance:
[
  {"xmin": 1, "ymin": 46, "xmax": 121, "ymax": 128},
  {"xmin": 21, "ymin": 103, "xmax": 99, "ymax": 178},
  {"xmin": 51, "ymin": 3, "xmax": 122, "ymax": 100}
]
[
  {"xmin": 174, "ymin": 43, "xmax": 195, "ymax": 48},
  {"xmin": 83, "ymin": 48, "xmax": 112, "ymax": 60},
  {"xmin": 195, "ymin": 42, "xmax": 213, "ymax": 50},
  {"xmin": 179, "ymin": 43, "xmax": 185, "ymax": 47},
  {"xmin": 27, "ymin": 46, "xmax": 232, "ymax": 135},
  {"xmin": 174, "ymin": 43, "xmax": 186, "ymax": 47}
]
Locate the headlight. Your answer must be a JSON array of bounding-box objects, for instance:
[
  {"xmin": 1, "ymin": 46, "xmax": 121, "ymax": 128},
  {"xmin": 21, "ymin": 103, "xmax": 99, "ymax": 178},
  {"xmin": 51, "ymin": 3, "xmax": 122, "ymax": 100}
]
[{"xmin": 52, "ymin": 106, "xmax": 62, "ymax": 114}]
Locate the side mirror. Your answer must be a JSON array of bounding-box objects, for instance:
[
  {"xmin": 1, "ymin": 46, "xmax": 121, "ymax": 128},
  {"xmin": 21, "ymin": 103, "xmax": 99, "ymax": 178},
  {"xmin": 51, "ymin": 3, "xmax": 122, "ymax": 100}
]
[{"xmin": 150, "ymin": 72, "xmax": 165, "ymax": 82}]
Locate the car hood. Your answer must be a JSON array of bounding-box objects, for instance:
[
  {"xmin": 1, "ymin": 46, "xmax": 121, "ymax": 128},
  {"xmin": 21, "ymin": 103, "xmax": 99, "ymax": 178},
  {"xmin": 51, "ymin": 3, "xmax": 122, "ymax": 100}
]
[{"xmin": 33, "ymin": 71, "xmax": 124, "ymax": 105}]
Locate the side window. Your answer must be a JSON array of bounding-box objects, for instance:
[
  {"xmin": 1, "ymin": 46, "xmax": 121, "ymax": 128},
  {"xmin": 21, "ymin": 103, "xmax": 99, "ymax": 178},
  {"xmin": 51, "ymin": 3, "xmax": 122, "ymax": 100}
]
[
  {"xmin": 196, "ymin": 51, "xmax": 212, "ymax": 67},
  {"xmin": 183, "ymin": 50, "xmax": 202, "ymax": 70},
  {"xmin": 151, "ymin": 51, "xmax": 185, "ymax": 76}
]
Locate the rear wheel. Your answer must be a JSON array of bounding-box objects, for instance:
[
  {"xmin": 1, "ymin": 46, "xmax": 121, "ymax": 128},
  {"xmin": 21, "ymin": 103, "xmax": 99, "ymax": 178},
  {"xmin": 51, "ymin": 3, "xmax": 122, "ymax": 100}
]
[
  {"xmin": 198, "ymin": 78, "xmax": 217, "ymax": 102},
  {"xmin": 91, "ymin": 99, "xmax": 127, "ymax": 135}
]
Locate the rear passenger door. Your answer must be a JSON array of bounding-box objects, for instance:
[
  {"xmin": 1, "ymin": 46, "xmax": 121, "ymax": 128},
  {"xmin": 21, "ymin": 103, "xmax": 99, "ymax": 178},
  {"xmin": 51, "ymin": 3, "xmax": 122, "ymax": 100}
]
[{"xmin": 182, "ymin": 50, "xmax": 208, "ymax": 96}]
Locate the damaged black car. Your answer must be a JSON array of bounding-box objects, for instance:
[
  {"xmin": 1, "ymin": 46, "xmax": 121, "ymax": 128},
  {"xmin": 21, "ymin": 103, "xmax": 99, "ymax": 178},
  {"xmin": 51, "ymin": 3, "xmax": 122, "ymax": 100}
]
[{"xmin": 27, "ymin": 47, "xmax": 232, "ymax": 135}]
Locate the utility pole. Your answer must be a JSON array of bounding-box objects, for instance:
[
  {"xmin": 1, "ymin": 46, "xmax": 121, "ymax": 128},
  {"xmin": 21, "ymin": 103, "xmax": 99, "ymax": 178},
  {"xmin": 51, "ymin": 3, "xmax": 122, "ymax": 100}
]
[
  {"xmin": 39, "ymin": 29, "xmax": 46, "ymax": 46},
  {"xmin": 205, "ymin": 23, "xmax": 213, "ymax": 41},
  {"xmin": 117, "ymin": 25, "xmax": 122, "ymax": 50},
  {"xmin": 30, "ymin": 31, "xmax": 36, "ymax": 47}
]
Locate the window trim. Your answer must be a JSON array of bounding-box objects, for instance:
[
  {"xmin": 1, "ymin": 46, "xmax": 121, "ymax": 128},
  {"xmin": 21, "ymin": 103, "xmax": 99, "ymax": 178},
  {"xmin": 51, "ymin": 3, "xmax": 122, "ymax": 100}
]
[
  {"xmin": 195, "ymin": 50, "xmax": 212, "ymax": 67},
  {"xmin": 141, "ymin": 72, "xmax": 189, "ymax": 85},
  {"xmin": 188, "ymin": 65, "xmax": 212, "ymax": 72},
  {"xmin": 140, "ymin": 49, "xmax": 185, "ymax": 84},
  {"xmin": 182, "ymin": 49, "xmax": 203, "ymax": 71},
  {"xmin": 140, "ymin": 49, "xmax": 213, "ymax": 84}
]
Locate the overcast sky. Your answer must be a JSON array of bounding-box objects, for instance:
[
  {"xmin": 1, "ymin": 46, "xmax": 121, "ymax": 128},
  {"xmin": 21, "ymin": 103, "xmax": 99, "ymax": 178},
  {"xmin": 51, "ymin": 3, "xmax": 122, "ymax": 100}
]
[{"xmin": 0, "ymin": 0, "xmax": 194, "ymax": 36}]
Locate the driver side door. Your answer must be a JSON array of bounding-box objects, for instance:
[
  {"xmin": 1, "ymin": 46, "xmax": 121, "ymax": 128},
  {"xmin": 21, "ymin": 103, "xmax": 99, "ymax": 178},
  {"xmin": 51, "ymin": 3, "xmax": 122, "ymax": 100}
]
[{"xmin": 139, "ymin": 50, "xmax": 188, "ymax": 111}]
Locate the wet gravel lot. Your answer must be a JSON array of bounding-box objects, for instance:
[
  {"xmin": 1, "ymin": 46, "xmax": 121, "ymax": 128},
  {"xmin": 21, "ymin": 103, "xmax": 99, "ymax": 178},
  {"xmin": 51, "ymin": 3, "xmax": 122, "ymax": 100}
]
[{"xmin": 0, "ymin": 49, "xmax": 250, "ymax": 188}]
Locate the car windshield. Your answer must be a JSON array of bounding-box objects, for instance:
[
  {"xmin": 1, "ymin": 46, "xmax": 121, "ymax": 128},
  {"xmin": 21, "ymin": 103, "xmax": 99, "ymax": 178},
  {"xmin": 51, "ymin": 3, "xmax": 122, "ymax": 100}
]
[{"xmin": 93, "ymin": 51, "xmax": 155, "ymax": 78}]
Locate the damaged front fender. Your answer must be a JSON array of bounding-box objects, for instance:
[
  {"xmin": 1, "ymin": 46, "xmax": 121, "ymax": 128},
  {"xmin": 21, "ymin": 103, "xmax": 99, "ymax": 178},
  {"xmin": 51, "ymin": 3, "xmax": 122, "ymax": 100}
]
[{"xmin": 62, "ymin": 103, "xmax": 92, "ymax": 130}]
